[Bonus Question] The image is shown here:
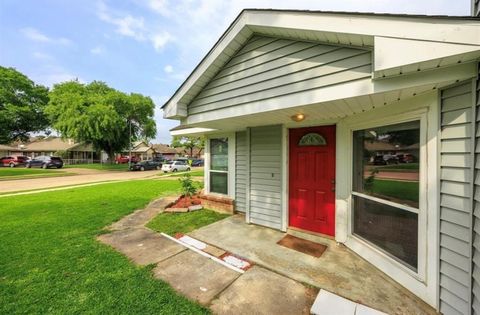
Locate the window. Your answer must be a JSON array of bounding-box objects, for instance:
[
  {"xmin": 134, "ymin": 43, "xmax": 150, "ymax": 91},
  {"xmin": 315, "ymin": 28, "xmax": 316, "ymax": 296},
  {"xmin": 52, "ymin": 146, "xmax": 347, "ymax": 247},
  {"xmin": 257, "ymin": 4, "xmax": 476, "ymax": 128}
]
[
  {"xmin": 352, "ymin": 121, "xmax": 420, "ymax": 270},
  {"xmin": 209, "ymin": 138, "xmax": 228, "ymax": 195}
]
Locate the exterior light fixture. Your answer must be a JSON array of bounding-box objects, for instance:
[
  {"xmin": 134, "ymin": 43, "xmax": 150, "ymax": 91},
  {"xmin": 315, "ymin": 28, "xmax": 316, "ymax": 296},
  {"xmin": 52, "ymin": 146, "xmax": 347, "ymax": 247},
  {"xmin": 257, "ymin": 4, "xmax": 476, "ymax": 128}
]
[{"xmin": 291, "ymin": 113, "xmax": 305, "ymax": 122}]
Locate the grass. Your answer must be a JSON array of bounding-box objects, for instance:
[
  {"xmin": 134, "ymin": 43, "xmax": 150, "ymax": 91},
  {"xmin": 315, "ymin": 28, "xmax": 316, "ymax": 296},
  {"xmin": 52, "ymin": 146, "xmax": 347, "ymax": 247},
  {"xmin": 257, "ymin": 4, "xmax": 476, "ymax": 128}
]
[
  {"xmin": 376, "ymin": 163, "xmax": 419, "ymax": 172},
  {"xmin": 147, "ymin": 210, "xmax": 229, "ymax": 236},
  {"xmin": 167, "ymin": 170, "xmax": 204, "ymax": 177},
  {"xmin": 64, "ymin": 163, "xmax": 129, "ymax": 171},
  {"xmin": 0, "ymin": 180, "xmax": 209, "ymax": 314},
  {"xmin": 0, "ymin": 168, "xmax": 74, "ymax": 180},
  {"xmin": 372, "ymin": 179, "xmax": 419, "ymax": 203}
]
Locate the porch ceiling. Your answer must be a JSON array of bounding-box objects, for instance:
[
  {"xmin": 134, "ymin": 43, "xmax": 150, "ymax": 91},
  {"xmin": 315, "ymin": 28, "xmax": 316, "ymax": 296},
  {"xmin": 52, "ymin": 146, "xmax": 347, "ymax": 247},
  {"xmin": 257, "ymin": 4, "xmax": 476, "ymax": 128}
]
[{"xmin": 171, "ymin": 81, "xmax": 451, "ymax": 135}]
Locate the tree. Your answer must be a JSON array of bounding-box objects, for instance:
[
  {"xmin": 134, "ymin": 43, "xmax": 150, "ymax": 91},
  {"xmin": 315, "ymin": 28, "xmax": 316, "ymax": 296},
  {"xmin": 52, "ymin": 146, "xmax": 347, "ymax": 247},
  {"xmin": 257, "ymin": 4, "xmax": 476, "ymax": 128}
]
[
  {"xmin": 46, "ymin": 81, "xmax": 156, "ymax": 162},
  {"xmin": 171, "ymin": 136, "xmax": 205, "ymax": 158},
  {"xmin": 0, "ymin": 66, "xmax": 50, "ymax": 144}
]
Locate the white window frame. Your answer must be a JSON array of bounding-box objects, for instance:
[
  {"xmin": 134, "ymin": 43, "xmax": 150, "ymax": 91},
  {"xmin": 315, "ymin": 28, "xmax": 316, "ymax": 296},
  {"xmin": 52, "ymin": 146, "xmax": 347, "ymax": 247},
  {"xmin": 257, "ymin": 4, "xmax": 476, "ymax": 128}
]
[
  {"xmin": 350, "ymin": 118, "xmax": 425, "ymax": 275},
  {"xmin": 342, "ymin": 104, "xmax": 438, "ymax": 307},
  {"xmin": 205, "ymin": 133, "xmax": 235, "ymax": 198}
]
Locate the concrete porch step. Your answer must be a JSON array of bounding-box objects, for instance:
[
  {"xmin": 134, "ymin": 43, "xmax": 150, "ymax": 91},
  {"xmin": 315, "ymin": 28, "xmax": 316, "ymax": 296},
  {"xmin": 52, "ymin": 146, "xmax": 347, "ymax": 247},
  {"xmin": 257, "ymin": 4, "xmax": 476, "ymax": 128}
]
[{"xmin": 311, "ymin": 290, "xmax": 388, "ymax": 315}]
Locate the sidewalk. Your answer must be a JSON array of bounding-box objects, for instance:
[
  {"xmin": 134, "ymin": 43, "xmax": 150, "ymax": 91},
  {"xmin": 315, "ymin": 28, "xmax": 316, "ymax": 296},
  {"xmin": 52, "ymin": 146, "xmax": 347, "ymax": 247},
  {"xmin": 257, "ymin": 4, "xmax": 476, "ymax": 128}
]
[{"xmin": 97, "ymin": 197, "xmax": 316, "ymax": 314}]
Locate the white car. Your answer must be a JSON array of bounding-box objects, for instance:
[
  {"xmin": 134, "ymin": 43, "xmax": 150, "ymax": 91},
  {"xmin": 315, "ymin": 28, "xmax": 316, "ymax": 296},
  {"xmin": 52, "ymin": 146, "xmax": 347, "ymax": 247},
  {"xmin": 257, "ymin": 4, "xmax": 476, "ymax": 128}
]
[{"xmin": 161, "ymin": 160, "xmax": 191, "ymax": 173}]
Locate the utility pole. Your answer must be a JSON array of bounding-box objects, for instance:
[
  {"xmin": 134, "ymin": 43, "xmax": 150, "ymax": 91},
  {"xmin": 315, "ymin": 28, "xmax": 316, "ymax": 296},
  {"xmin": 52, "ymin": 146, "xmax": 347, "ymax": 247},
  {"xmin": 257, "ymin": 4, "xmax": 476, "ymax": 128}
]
[{"xmin": 128, "ymin": 120, "xmax": 132, "ymax": 170}]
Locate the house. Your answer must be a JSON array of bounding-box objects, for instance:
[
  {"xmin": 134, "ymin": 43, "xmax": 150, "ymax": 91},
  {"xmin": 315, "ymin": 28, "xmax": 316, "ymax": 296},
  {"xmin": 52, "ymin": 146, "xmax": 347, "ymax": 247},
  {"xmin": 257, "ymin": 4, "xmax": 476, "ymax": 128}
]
[
  {"xmin": 151, "ymin": 143, "xmax": 178, "ymax": 160},
  {"xmin": 121, "ymin": 141, "xmax": 155, "ymax": 161},
  {"xmin": 0, "ymin": 144, "xmax": 16, "ymax": 157},
  {"xmin": 175, "ymin": 146, "xmax": 204, "ymax": 159},
  {"xmin": 162, "ymin": 9, "xmax": 480, "ymax": 315},
  {"xmin": 11, "ymin": 137, "xmax": 99, "ymax": 163}
]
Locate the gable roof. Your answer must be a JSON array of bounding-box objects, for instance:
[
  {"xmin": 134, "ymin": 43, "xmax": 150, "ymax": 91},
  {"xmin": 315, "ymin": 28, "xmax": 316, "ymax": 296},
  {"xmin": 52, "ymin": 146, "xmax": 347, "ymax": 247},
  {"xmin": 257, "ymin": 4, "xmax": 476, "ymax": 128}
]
[
  {"xmin": 13, "ymin": 137, "xmax": 93, "ymax": 152},
  {"xmin": 162, "ymin": 9, "xmax": 480, "ymax": 120},
  {"xmin": 152, "ymin": 143, "xmax": 177, "ymax": 154},
  {"xmin": 0, "ymin": 144, "xmax": 16, "ymax": 151}
]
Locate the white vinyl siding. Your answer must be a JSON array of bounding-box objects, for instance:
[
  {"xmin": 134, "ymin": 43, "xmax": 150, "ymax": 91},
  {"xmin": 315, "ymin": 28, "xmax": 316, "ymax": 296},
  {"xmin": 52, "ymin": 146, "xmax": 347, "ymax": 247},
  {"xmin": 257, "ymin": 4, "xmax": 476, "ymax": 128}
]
[
  {"xmin": 188, "ymin": 35, "xmax": 371, "ymax": 116},
  {"xmin": 248, "ymin": 125, "xmax": 283, "ymax": 230},
  {"xmin": 235, "ymin": 131, "xmax": 247, "ymax": 213},
  {"xmin": 439, "ymin": 80, "xmax": 474, "ymax": 315},
  {"xmin": 473, "ymin": 64, "xmax": 480, "ymax": 315}
]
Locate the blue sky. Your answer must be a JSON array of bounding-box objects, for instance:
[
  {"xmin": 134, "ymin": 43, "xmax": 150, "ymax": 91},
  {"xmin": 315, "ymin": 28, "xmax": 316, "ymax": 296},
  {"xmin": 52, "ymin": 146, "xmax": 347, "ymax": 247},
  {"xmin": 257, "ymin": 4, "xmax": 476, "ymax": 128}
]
[{"xmin": 0, "ymin": 0, "xmax": 471, "ymax": 143}]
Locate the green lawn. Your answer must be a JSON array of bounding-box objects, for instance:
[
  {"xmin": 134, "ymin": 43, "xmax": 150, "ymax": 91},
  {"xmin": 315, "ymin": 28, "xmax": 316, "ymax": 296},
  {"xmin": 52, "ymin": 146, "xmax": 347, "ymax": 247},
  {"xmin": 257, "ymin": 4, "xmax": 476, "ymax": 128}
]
[
  {"xmin": 372, "ymin": 179, "xmax": 419, "ymax": 203},
  {"xmin": 64, "ymin": 163, "xmax": 129, "ymax": 171},
  {"xmin": 0, "ymin": 180, "xmax": 208, "ymax": 314},
  {"xmin": 0, "ymin": 168, "xmax": 74, "ymax": 180},
  {"xmin": 147, "ymin": 210, "xmax": 229, "ymax": 236},
  {"xmin": 377, "ymin": 163, "xmax": 419, "ymax": 172},
  {"xmin": 167, "ymin": 169, "xmax": 204, "ymax": 177}
]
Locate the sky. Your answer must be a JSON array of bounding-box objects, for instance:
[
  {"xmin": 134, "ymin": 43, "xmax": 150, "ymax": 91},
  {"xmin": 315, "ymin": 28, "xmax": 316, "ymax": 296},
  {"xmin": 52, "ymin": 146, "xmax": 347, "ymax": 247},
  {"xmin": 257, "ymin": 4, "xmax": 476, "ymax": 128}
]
[{"xmin": 0, "ymin": 0, "xmax": 472, "ymax": 144}]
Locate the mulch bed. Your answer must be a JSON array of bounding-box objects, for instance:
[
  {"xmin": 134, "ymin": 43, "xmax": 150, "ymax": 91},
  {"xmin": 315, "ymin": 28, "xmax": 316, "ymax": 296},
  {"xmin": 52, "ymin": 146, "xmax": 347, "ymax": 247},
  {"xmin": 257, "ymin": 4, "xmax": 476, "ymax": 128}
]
[{"xmin": 170, "ymin": 195, "xmax": 202, "ymax": 208}]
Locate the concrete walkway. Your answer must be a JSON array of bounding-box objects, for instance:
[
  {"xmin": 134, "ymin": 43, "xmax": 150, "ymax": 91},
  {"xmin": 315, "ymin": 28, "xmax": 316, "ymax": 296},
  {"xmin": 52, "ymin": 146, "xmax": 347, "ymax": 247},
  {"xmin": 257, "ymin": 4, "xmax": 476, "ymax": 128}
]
[
  {"xmin": 97, "ymin": 197, "xmax": 316, "ymax": 314},
  {"xmin": 0, "ymin": 169, "xmax": 159, "ymax": 194}
]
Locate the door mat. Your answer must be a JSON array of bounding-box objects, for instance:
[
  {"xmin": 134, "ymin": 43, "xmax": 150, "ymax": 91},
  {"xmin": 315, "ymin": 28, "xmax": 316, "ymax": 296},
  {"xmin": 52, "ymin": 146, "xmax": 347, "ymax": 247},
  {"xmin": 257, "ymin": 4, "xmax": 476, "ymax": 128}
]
[{"xmin": 277, "ymin": 235, "xmax": 327, "ymax": 258}]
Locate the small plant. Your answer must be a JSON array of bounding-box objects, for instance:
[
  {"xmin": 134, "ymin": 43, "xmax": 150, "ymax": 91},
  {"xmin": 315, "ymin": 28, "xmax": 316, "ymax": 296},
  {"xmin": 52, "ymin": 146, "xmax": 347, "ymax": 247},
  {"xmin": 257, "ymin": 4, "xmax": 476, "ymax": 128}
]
[
  {"xmin": 178, "ymin": 173, "xmax": 197, "ymax": 197},
  {"xmin": 364, "ymin": 168, "xmax": 379, "ymax": 194}
]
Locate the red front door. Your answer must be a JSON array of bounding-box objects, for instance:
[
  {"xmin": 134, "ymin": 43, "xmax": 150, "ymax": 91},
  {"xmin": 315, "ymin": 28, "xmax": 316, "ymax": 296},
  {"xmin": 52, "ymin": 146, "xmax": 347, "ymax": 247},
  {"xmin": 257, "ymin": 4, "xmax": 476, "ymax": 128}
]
[{"xmin": 289, "ymin": 126, "xmax": 336, "ymax": 236}]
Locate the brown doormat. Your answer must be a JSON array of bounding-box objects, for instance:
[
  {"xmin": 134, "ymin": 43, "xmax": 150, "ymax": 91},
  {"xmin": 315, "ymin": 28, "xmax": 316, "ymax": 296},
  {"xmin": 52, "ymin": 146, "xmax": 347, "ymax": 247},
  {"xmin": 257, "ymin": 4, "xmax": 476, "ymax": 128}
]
[{"xmin": 277, "ymin": 234, "xmax": 327, "ymax": 258}]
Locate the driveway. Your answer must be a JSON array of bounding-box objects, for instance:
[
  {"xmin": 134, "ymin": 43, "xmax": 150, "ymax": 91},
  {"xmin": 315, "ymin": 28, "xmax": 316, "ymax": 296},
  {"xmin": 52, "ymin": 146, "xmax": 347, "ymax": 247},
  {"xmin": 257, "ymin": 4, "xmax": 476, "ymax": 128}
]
[{"xmin": 0, "ymin": 168, "xmax": 163, "ymax": 194}]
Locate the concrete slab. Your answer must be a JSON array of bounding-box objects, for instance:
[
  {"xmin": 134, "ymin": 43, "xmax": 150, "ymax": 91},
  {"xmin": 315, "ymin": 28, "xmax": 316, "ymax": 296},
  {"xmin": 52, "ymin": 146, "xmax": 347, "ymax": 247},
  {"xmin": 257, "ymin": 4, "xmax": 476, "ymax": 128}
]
[
  {"xmin": 189, "ymin": 215, "xmax": 436, "ymax": 315},
  {"xmin": 203, "ymin": 244, "xmax": 226, "ymax": 257},
  {"xmin": 153, "ymin": 250, "xmax": 240, "ymax": 305},
  {"xmin": 108, "ymin": 197, "xmax": 174, "ymax": 230},
  {"xmin": 98, "ymin": 228, "xmax": 185, "ymax": 265},
  {"xmin": 356, "ymin": 304, "xmax": 388, "ymax": 315},
  {"xmin": 210, "ymin": 266, "xmax": 316, "ymax": 315},
  {"xmin": 311, "ymin": 290, "xmax": 356, "ymax": 315}
]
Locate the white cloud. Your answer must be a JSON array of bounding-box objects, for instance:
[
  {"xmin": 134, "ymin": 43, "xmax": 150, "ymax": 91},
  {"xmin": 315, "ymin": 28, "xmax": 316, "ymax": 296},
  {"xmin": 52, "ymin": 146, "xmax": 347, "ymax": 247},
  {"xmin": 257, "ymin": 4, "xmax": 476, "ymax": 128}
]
[
  {"xmin": 21, "ymin": 27, "xmax": 72, "ymax": 45},
  {"xmin": 21, "ymin": 27, "xmax": 50, "ymax": 42},
  {"xmin": 97, "ymin": 1, "xmax": 173, "ymax": 52},
  {"xmin": 147, "ymin": 0, "xmax": 171, "ymax": 16},
  {"xmin": 97, "ymin": 1, "xmax": 146, "ymax": 40},
  {"xmin": 163, "ymin": 64, "xmax": 173, "ymax": 73},
  {"xmin": 151, "ymin": 31, "xmax": 172, "ymax": 51},
  {"xmin": 32, "ymin": 52, "xmax": 53, "ymax": 60},
  {"xmin": 90, "ymin": 46, "xmax": 105, "ymax": 55}
]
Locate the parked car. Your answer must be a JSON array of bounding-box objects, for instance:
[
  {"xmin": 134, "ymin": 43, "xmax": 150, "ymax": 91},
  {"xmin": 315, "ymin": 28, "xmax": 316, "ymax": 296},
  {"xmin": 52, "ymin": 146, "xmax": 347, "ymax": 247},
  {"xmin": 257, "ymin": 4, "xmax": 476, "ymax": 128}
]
[
  {"xmin": 129, "ymin": 160, "xmax": 161, "ymax": 171},
  {"xmin": 152, "ymin": 156, "xmax": 166, "ymax": 163},
  {"xmin": 397, "ymin": 153, "xmax": 415, "ymax": 163},
  {"xmin": 191, "ymin": 159, "xmax": 204, "ymax": 167},
  {"xmin": 26, "ymin": 156, "xmax": 63, "ymax": 169},
  {"xmin": 115, "ymin": 155, "xmax": 139, "ymax": 164},
  {"xmin": 161, "ymin": 160, "xmax": 190, "ymax": 173},
  {"xmin": 0, "ymin": 156, "xmax": 27, "ymax": 167},
  {"xmin": 372, "ymin": 154, "xmax": 398, "ymax": 165}
]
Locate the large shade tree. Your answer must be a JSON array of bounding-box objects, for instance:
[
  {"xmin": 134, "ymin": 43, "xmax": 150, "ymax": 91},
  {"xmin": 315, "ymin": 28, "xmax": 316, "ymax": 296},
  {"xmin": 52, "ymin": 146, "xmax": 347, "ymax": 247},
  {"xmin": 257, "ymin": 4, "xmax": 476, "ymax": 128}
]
[
  {"xmin": 46, "ymin": 81, "xmax": 156, "ymax": 162},
  {"xmin": 171, "ymin": 136, "xmax": 205, "ymax": 158},
  {"xmin": 0, "ymin": 66, "xmax": 50, "ymax": 143}
]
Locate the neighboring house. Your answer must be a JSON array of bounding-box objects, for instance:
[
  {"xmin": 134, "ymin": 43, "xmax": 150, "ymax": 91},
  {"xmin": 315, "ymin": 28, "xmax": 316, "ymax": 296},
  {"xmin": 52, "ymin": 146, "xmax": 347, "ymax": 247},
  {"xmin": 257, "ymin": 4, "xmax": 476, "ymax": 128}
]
[
  {"xmin": 151, "ymin": 143, "xmax": 178, "ymax": 160},
  {"xmin": 122, "ymin": 141, "xmax": 155, "ymax": 161},
  {"xmin": 11, "ymin": 137, "xmax": 98, "ymax": 162},
  {"xmin": 0, "ymin": 144, "xmax": 16, "ymax": 157},
  {"xmin": 162, "ymin": 9, "xmax": 480, "ymax": 315},
  {"xmin": 175, "ymin": 146, "xmax": 204, "ymax": 159}
]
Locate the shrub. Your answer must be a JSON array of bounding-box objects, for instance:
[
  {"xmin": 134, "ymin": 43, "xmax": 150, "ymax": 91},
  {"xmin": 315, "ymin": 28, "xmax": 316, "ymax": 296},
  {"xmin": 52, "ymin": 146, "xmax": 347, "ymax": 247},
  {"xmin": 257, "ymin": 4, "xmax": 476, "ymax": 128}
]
[{"xmin": 178, "ymin": 173, "xmax": 197, "ymax": 197}]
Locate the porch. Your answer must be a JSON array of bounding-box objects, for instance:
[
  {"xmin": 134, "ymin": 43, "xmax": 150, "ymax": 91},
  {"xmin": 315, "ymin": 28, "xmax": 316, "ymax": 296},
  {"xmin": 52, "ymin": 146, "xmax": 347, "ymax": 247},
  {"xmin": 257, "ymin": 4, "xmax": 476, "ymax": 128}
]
[{"xmin": 189, "ymin": 214, "xmax": 436, "ymax": 315}]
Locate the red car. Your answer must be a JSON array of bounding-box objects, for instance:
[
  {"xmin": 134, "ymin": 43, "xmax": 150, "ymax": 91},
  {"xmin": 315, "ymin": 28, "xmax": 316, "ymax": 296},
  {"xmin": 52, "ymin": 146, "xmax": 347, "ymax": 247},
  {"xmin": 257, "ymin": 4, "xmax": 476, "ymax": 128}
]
[
  {"xmin": 115, "ymin": 155, "xmax": 140, "ymax": 164},
  {"xmin": 0, "ymin": 156, "xmax": 27, "ymax": 167}
]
